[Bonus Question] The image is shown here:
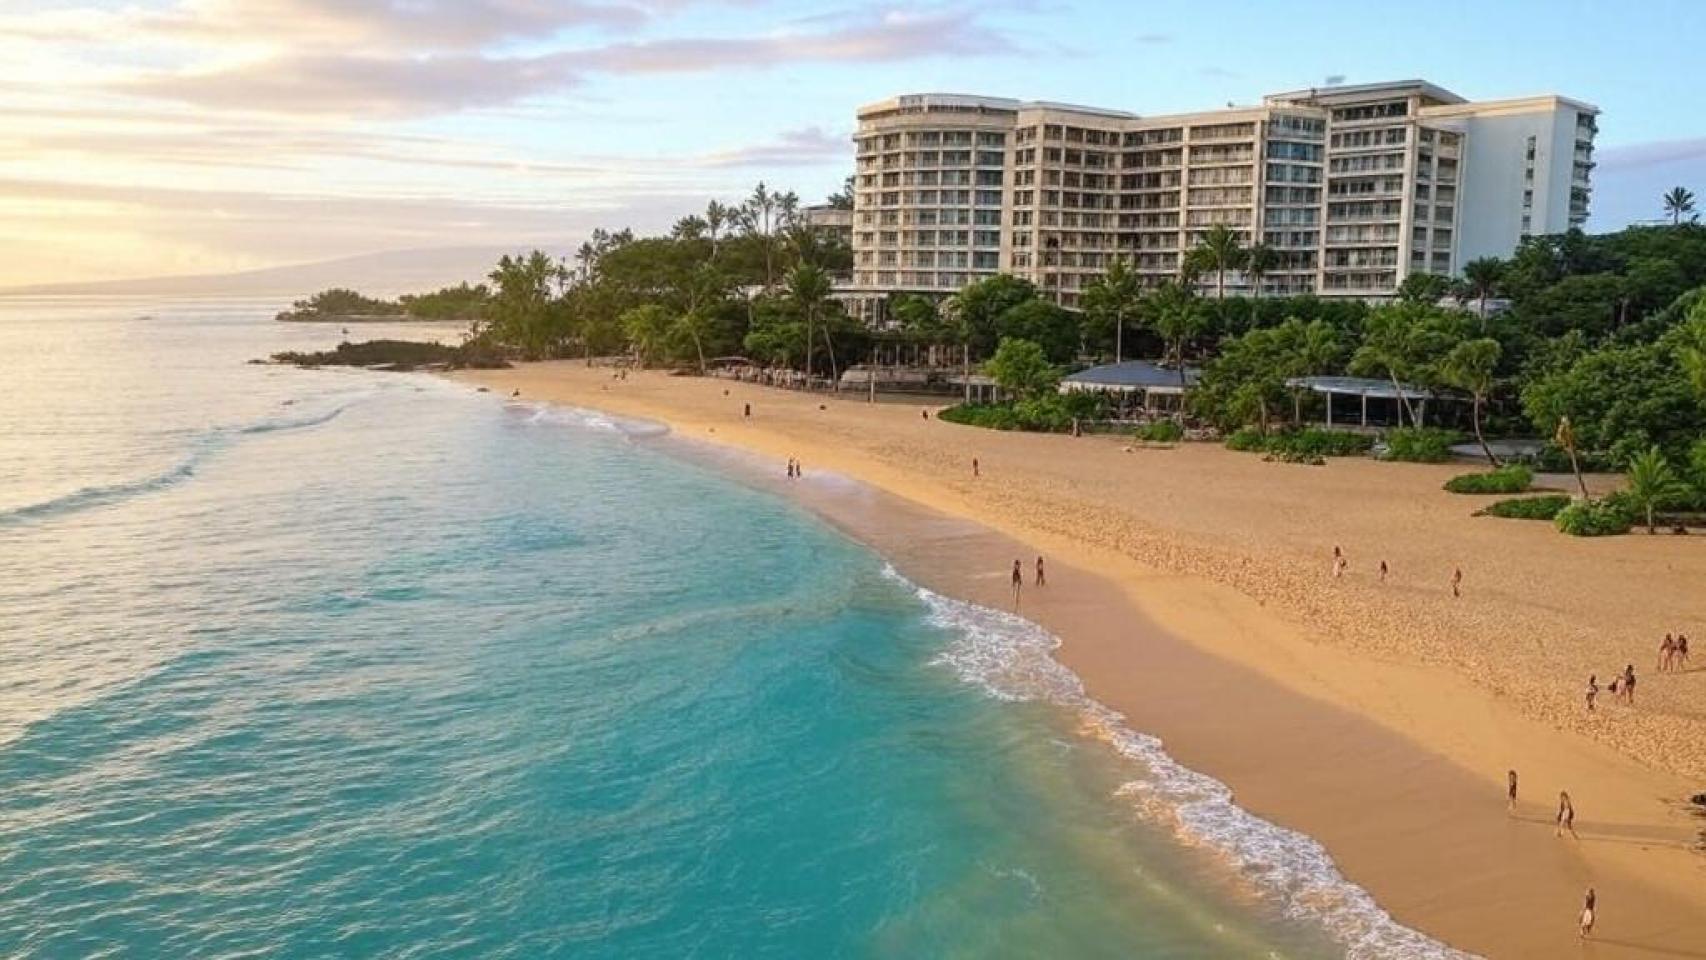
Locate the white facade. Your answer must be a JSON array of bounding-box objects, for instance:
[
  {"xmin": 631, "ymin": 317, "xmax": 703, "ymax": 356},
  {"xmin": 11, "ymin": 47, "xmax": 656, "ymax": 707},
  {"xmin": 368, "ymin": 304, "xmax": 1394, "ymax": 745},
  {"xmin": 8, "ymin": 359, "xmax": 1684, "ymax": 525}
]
[{"xmin": 849, "ymin": 81, "xmax": 1598, "ymax": 309}]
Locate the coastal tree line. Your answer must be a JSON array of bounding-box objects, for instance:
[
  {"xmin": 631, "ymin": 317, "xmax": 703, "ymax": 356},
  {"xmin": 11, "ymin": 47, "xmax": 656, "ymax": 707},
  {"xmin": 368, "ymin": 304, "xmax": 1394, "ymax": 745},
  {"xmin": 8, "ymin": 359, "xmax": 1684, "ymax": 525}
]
[{"xmin": 327, "ymin": 182, "xmax": 1706, "ymax": 514}]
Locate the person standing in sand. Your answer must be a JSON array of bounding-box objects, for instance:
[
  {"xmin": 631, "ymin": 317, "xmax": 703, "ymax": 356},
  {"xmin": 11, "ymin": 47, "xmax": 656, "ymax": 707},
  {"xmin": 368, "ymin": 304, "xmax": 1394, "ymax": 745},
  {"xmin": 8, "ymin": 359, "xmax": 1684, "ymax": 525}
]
[
  {"xmin": 1507, "ymin": 769, "xmax": 1519, "ymax": 814},
  {"xmin": 1451, "ymin": 567, "xmax": 1463, "ymax": 598},
  {"xmin": 1659, "ymin": 633, "xmax": 1675, "ymax": 672},
  {"xmin": 744, "ymin": 402, "xmax": 751, "ymax": 419},
  {"xmin": 1035, "ymin": 556, "xmax": 1046, "ymax": 588},
  {"xmin": 1580, "ymin": 887, "xmax": 1596, "ymax": 939},
  {"xmin": 1332, "ymin": 545, "xmax": 1346, "ymax": 579},
  {"xmin": 1555, "ymin": 791, "xmax": 1576, "ymax": 838},
  {"xmin": 1678, "ymin": 634, "xmax": 1691, "ymax": 670},
  {"xmin": 1379, "ymin": 559, "xmax": 1388, "ymax": 583},
  {"xmin": 1622, "ymin": 664, "xmax": 1636, "ymax": 704},
  {"xmin": 973, "ymin": 457, "xmax": 981, "ymax": 478},
  {"xmin": 1586, "ymin": 674, "xmax": 1599, "ymax": 712},
  {"xmin": 1011, "ymin": 560, "xmax": 1023, "ymax": 609}
]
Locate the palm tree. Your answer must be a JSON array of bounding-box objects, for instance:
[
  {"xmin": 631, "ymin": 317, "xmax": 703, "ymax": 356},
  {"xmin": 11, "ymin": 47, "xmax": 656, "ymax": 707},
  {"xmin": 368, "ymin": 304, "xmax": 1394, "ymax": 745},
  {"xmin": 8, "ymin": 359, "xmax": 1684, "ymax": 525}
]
[
  {"xmin": 1144, "ymin": 281, "xmax": 1207, "ymax": 404},
  {"xmin": 741, "ymin": 182, "xmax": 779, "ymax": 290},
  {"xmin": 1460, "ymin": 257, "xmax": 1504, "ymax": 325},
  {"xmin": 673, "ymin": 309, "xmax": 711, "ymax": 374},
  {"xmin": 1284, "ymin": 318, "xmax": 1342, "ymax": 425},
  {"xmin": 1185, "ymin": 224, "xmax": 1246, "ymax": 300},
  {"xmin": 1243, "ymin": 243, "xmax": 1279, "ymax": 327},
  {"xmin": 704, "ymin": 200, "xmax": 731, "ymax": 261},
  {"xmin": 1441, "ymin": 338, "xmax": 1503, "ymax": 465},
  {"xmin": 1626, "ymin": 446, "xmax": 1685, "ymax": 533},
  {"xmin": 787, "ymin": 263, "xmax": 831, "ymax": 385},
  {"xmin": 1080, "ymin": 257, "xmax": 1141, "ymax": 363},
  {"xmin": 1554, "ymin": 415, "xmax": 1591, "ymax": 500},
  {"xmin": 1662, "ymin": 186, "xmax": 1696, "ymax": 226}
]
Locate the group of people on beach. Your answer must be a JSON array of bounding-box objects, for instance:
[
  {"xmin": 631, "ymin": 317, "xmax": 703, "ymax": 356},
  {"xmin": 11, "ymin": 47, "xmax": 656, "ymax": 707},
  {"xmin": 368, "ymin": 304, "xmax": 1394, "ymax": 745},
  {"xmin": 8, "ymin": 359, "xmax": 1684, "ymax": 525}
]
[
  {"xmin": 785, "ymin": 457, "xmax": 803, "ymax": 479},
  {"xmin": 1585, "ymin": 663, "xmax": 1641, "ymax": 711},
  {"xmin": 1656, "ymin": 633, "xmax": 1692, "ymax": 672},
  {"xmin": 1507, "ymin": 771, "xmax": 1595, "ymax": 937},
  {"xmin": 1330, "ymin": 545, "xmax": 1462, "ymax": 597},
  {"xmin": 1010, "ymin": 555, "xmax": 1045, "ymax": 608}
]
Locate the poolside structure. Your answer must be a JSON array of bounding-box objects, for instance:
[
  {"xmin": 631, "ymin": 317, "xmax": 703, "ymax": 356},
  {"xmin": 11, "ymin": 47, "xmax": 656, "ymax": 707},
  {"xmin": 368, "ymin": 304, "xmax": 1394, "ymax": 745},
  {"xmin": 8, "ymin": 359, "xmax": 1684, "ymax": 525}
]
[
  {"xmin": 1060, "ymin": 360, "xmax": 1200, "ymax": 416},
  {"xmin": 1285, "ymin": 376, "xmax": 1436, "ymax": 428}
]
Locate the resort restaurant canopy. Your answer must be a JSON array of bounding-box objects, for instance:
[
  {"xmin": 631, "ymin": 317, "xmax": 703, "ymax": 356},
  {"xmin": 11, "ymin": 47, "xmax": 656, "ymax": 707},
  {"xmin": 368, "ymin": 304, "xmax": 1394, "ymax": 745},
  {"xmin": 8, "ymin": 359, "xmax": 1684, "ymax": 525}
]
[
  {"xmin": 1059, "ymin": 360, "xmax": 1201, "ymax": 415},
  {"xmin": 1284, "ymin": 376, "xmax": 1434, "ymax": 428}
]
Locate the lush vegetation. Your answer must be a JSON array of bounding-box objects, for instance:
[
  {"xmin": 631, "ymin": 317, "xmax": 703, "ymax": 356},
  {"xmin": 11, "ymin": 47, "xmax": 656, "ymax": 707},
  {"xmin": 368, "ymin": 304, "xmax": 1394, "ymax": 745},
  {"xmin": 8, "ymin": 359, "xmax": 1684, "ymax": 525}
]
[
  {"xmin": 278, "ymin": 284, "xmax": 491, "ymax": 323},
  {"xmin": 1134, "ymin": 420, "xmax": 1184, "ymax": 443},
  {"xmin": 1555, "ymin": 496, "xmax": 1635, "ymax": 537},
  {"xmin": 1223, "ymin": 426, "xmax": 1373, "ymax": 459},
  {"xmin": 277, "ymin": 288, "xmax": 404, "ymax": 321},
  {"xmin": 1481, "ymin": 495, "xmax": 1572, "ymax": 521},
  {"xmin": 938, "ymin": 391, "xmax": 1105, "ymax": 433},
  {"xmin": 1444, "ymin": 464, "xmax": 1534, "ymax": 494},
  {"xmin": 269, "ymin": 339, "xmax": 508, "ymax": 371},
  {"xmin": 1381, "ymin": 427, "xmax": 1462, "ymax": 463}
]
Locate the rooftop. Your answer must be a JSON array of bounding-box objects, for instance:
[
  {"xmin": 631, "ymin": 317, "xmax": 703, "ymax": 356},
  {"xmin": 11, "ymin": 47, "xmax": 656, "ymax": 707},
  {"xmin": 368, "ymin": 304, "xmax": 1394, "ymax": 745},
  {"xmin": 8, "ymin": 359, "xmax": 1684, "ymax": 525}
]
[{"xmin": 1062, "ymin": 359, "xmax": 1201, "ymax": 392}]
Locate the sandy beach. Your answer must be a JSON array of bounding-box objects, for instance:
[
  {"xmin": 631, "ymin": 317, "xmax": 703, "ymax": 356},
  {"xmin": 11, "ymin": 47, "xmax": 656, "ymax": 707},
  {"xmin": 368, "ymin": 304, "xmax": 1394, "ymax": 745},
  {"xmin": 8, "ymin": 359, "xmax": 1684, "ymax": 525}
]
[{"xmin": 456, "ymin": 362, "xmax": 1706, "ymax": 958}]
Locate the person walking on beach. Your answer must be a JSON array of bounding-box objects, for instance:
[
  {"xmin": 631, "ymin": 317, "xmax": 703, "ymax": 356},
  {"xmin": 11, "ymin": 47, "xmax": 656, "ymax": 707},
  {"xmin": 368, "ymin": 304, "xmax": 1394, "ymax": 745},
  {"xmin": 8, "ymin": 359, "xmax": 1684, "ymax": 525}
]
[
  {"xmin": 1507, "ymin": 769, "xmax": 1519, "ymax": 814},
  {"xmin": 1678, "ymin": 634, "xmax": 1691, "ymax": 670},
  {"xmin": 744, "ymin": 402, "xmax": 751, "ymax": 419},
  {"xmin": 1451, "ymin": 567, "xmax": 1463, "ymax": 598},
  {"xmin": 973, "ymin": 457, "xmax": 981, "ymax": 479},
  {"xmin": 1622, "ymin": 664, "xmax": 1636, "ymax": 704},
  {"xmin": 1011, "ymin": 560, "xmax": 1023, "ymax": 609},
  {"xmin": 1555, "ymin": 791, "xmax": 1576, "ymax": 838},
  {"xmin": 1379, "ymin": 559, "xmax": 1388, "ymax": 583},
  {"xmin": 1331, "ymin": 545, "xmax": 1346, "ymax": 579},
  {"xmin": 1586, "ymin": 674, "xmax": 1599, "ymax": 712},
  {"xmin": 1035, "ymin": 555, "xmax": 1046, "ymax": 588},
  {"xmin": 1659, "ymin": 633, "xmax": 1675, "ymax": 672},
  {"xmin": 1580, "ymin": 887, "xmax": 1596, "ymax": 940}
]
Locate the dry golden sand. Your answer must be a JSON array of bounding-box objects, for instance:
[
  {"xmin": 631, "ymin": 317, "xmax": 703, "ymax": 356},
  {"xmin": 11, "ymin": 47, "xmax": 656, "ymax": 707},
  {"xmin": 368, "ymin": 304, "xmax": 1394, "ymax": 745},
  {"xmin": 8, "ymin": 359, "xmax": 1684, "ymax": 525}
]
[{"xmin": 455, "ymin": 362, "xmax": 1706, "ymax": 958}]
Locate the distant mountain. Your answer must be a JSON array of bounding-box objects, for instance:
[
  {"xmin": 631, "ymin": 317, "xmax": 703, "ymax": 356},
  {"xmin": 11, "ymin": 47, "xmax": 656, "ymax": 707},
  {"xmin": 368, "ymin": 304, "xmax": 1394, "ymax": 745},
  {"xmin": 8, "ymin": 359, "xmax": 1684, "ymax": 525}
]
[{"xmin": 0, "ymin": 246, "xmax": 556, "ymax": 300}]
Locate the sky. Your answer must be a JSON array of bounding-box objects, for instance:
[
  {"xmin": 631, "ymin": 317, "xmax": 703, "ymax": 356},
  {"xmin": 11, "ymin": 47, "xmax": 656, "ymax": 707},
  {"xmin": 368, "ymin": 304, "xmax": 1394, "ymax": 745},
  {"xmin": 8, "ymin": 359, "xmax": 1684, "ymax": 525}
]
[{"xmin": 2, "ymin": 0, "xmax": 1704, "ymax": 287}]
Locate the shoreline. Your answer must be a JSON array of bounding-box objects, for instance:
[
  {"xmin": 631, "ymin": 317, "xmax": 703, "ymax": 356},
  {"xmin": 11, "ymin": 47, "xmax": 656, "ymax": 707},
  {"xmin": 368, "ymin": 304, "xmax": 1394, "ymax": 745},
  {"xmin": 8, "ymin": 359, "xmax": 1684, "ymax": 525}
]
[{"xmin": 452, "ymin": 362, "xmax": 1706, "ymax": 958}]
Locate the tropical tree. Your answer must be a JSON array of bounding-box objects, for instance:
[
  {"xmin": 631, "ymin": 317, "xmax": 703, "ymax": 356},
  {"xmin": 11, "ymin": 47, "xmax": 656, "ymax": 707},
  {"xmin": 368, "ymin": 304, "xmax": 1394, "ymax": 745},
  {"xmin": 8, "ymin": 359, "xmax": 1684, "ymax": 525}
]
[
  {"xmin": 1663, "ymin": 186, "xmax": 1696, "ymax": 226},
  {"xmin": 1441, "ymin": 337, "xmax": 1503, "ymax": 465},
  {"xmin": 1184, "ymin": 224, "xmax": 1246, "ymax": 300},
  {"xmin": 672, "ymin": 308, "xmax": 712, "ymax": 374},
  {"xmin": 486, "ymin": 250, "xmax": 565, "ymax": 359},
  {"xmin": 1080, "ymin": 257, "xmax": 1142, "ymax": 363},
  {"xmin": 621, "ymin": 303, "xmax": 674, "ymax": 368},
  {"xmin": 1283, "ymin": 317, "xmax": 1343, "ymax": 425},
  {"xmin": 1554, "ymin": 415, "xmax": 1591, "ymax": 500},
  {"xmin": 1676, "ymin": 306, "xmax": 1706, "ymax": 401},
  {"xmin": 1144, "ymin": 281, "xmax": 1208, "ymax": 397},
  {"xmin": 1396, "ymin": 271, "xmax": 1451, "ymax": 305},
  {"xmin": 1625, "ymin": 446, "xmax": 1686, "ymax": 533},
  {"xmin": 984, "ymin": 337, "xmax": 1059, "ymax": 399},
  {"xmin": 786, "ymin": 262, "xmax": 832, "ymax": 384},
  {"xmin": 1349, "ymin": 303, "xmax": 1459, "ymax": 426},
  {"xmin": 1243, "ymin": 243, "xmax": 1279, "ymax": 320},
  {"xmin": 1460, "ymin": 257, "xmax": 1504, "ymax": 323}
]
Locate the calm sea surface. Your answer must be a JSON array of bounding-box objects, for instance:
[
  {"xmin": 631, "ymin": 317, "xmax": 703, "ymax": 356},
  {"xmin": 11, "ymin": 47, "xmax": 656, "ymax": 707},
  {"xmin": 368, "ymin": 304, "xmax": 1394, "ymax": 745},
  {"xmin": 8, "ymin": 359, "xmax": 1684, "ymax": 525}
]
[{"xmin": 0, "ymin": 300, "xmax": 1466, "ymax": 958}]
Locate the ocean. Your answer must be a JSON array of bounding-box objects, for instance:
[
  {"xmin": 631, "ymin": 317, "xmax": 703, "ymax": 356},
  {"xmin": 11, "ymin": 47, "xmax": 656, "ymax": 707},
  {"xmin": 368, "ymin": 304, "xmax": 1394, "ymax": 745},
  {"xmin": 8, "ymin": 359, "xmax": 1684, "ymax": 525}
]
[{"xmin": 0, "ymin": 300, "xmax": 1465, "ymax": 958}]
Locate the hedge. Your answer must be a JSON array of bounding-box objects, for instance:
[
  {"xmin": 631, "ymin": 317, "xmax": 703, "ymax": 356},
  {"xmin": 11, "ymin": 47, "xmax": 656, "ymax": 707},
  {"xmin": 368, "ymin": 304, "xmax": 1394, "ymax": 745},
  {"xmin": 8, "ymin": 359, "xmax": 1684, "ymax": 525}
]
[
  {"xmin": 1555, "ymin": 497, "xmax": 1635, "ymax": 537},
  {"xmin": 1382, "ymin": 427, "xmax": 1461, "ymax": 463},
  {"xmin": 1444, "ymin": 464, "xmax": 1534, "ymax": 495},
  {"xmin": 1480, "ymin": 494, "xmax": 1570, "ymax": 520},
  {"xmin": 1134, "ymin": 420, "xmax": 1185, "ymax": 443}
]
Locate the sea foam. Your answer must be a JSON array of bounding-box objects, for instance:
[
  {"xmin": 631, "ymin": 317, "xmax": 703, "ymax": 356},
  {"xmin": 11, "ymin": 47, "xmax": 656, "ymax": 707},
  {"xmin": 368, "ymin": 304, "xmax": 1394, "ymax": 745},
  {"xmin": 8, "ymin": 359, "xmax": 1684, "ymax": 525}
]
[{"xmin": 883, "ymin": 564, "xmax": 1478, "ymax": 960}]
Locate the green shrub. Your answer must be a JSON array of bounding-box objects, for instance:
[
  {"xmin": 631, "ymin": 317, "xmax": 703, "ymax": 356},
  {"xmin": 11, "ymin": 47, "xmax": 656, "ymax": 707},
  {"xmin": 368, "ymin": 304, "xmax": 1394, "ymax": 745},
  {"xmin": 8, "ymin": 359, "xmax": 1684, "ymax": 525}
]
[
  {"xmin": 938, "ymin": 403, "xmax": 1021, "ymax": 430},
  {"xmin": 1135, "ymin": 420, "xmax": 1185, "ymax": 443},
  {"xmin": 1444, "ymin": 464, "xmax": 1534, "ymax": 494},
  {"xmin": 1225, "ymin": 427, "xmax": 1266, "ymax": 451},
  {"xmin": 1224, "ymin": 426, "xmax": 1371, "ymax": 458},
  {"xmin": 1267, "ymin": 428, "xmax": 1374, "ymax": 458},
  {"xmin": 1012, "ymin": 395, "xmax": 1073, "ymax": 432},
  {"xmin": 1555, "ymin": 498, "xmax": 1634, "ymax": 537},
  {"xmin": 1481, "ymin": 494, "xmax": 1570, "ymax": 520},
  {"xmin": 1382, "ymin": 427, "xmax": 1461, "ymax": 463}
]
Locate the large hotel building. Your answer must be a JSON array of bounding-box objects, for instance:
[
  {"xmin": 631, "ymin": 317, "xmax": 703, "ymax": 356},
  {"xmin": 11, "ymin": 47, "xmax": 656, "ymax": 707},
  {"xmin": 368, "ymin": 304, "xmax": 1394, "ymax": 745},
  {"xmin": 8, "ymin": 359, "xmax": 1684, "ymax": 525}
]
[{"xmin": 849, "ymin": 80, "xmax": 1597, "ymax": 311}]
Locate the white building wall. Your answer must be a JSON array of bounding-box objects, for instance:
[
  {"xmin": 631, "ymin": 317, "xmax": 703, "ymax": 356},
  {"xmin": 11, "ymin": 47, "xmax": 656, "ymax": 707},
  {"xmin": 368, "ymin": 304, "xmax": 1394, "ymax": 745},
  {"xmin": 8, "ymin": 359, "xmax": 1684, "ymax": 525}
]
[{"xmin": 1442, "ymin": 99, "xmax": 1595, "ymax": 269}]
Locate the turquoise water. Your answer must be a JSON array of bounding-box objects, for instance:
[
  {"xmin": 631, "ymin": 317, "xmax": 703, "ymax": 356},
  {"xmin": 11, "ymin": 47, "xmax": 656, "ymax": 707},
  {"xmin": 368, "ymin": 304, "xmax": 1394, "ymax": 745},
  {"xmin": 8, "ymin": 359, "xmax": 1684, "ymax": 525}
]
[{"xmin": 0, "ymin": 301, "xmax": 1462, "ymax": 958}]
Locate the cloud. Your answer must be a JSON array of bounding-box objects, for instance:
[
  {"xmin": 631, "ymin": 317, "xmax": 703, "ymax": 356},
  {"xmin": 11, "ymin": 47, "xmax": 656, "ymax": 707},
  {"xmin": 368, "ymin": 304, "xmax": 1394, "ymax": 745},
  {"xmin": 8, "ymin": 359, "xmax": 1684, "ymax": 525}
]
[
  {"xmin": 112, "ymin": 8, "xmax": 1017, "ymax": 115},
  {"xmin": 1594, "ymin": 137, "xmax": 1706, "ymax": 172},
  {"xmin": 698, "ymin": 127, "xmax": 848, "ymax": 168}
]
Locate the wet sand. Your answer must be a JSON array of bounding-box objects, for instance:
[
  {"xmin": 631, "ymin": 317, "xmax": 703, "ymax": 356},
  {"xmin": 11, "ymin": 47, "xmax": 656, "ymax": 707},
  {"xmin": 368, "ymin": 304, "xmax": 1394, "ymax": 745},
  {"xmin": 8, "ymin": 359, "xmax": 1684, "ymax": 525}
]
[{"xmin": 455, "ymin": 363, "xmax": 1706, "ymax": 958}]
